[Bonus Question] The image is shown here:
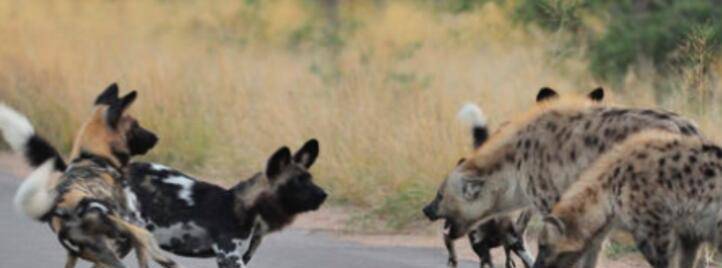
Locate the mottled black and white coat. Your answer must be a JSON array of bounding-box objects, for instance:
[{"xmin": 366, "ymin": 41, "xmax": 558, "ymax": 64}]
[
  {"xmin": 4, "ymin": 118, "xmax": 327, "ymax": 268},
  {"xmin": 127, "ymin": 140, "xmax": 327, "ymax": 268}
]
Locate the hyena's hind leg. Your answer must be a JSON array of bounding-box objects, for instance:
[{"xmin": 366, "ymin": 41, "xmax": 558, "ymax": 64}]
[
  {"xmin": 634, "ymin": 229, "xmax": 676, "ymax": 268},
  {"xmin": 677, "ymin": 235, "xmax": 701, "ymax": 268}
]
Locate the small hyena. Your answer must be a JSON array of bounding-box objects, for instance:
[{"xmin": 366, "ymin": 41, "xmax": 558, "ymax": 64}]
[
  {"xmin": 423, "ymin": 87, "xmax": 702, "ymax": 267},
  {"xmin": 536, "ymin": 130, "xmax": 722, "ymax": 268}
]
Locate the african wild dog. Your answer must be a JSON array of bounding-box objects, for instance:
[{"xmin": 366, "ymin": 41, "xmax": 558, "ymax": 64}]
[
  {"xmin": 3, "ymin": 112, "xmax": 326, "ymax": 268},
  {"xmin": 1, "ymin": 84, "xmax": 179, "ymax": 268},
  {"xmin": 123, "ymin": 139, "xmax": 326, "ymax": 268},
  {"xmin": 433, "ymin": 103, "xmax": 534, "ymax": 268},
  {"xmin": 535, "ymin": 130, "xmax": 722, "ymax": 268},
  {"xmin": 422, "ymin": 86, "xmax": 702, "ymax": 267}
]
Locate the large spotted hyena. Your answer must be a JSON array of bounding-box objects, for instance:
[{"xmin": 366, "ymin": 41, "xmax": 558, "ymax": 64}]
[
  {"xmin": 536, "ymin": 130, "xmax": 722, "ymax": 268},
  {"xmin": 422, "ymin": 87, "xmax": 702, "ymax": 267}
]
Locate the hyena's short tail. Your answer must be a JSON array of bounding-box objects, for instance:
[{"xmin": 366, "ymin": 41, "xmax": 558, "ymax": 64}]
[
  {"xmin": 108, "ymin": 215, "xmax": 181, "ymax": 268},
  {"xmin": 457, "ymin": 103, "xmax": 488, "ymax": 149},
  {"xmin": 0, "ymin": 103, "xmax": 67, "ymax": 172},
  {"xmin": 13, "ymin": 160, "xmax": 58, "ymax": 220}
]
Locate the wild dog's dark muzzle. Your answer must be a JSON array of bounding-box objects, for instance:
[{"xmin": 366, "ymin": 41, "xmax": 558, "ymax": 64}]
[
  {"xmin": 129, "ymin": 127, "xmax": 158, "ymax": 156},
  {"xmin": 309, "ymin": 187, "xmax": 327, "ymax": 210}
]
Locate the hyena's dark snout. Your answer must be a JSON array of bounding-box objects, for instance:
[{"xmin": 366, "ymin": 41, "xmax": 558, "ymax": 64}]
[{"xmin": 423, "ymin": 202, "xmax": 440, "ymax": 221}]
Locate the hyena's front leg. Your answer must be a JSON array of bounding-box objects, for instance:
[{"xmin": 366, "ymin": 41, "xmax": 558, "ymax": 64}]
[
  {"xmin": 677, "ymin": 235, "xmax": 701, "ymax": 268},
  {"xmin": 213, "ymin": 238, "xmax": 248, "ymax": 268},
  {"xmin": 634, "ymin": 230, "xmax": 676, "ymax": 268}
]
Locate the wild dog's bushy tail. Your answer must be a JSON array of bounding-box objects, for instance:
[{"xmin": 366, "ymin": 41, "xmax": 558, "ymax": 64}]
[
  {"xmin": 13, "ymin": 160, "xmax": 58, "ymax": 220},
  {"xmin": 457, "ymin": 103, "xmax": 488, "ymax": 149},
  {"xmin": 0, "ymin": 103, "xmax": 66, "ymax": 171}
]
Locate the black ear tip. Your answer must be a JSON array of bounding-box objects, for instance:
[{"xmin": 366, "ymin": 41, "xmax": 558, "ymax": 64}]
[
  {"xmin": 588, "ymin": 87, "xmax": 604, "ymax": 101},
  {"xmin": 123, "ymin": 91, "xmax": 138, "ymax": 102},
  {"xmin": 95, "ymin": 83, "xmax": 121, "ymax": 105},
  {"xmin": 307, "ymin": 138, "xmax": 319, "ymax": 148},
  {"xmin": 536, "ymin": 87, "xmax": 559, "ymax": 102}
]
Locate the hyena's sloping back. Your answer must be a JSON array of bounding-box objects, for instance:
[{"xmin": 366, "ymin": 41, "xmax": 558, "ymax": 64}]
[{"xmin": 467, "ymin": 98, "xmax": 701, "ymax": 214}]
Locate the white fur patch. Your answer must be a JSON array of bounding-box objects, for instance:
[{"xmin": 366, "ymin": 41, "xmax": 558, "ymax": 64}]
[
  {"xmin": 0, "ymin": 103, "xmax": 35, "ymax": 152},
  {"xmin": 151, "ymin": 163, "xmax": 169, "ymax": 171},
  {"xmin": 14, "ymin": 160, "xmax": 57, "ymax": 219},
  {"xmin": 153, "ymin": 222, "xmax": 208, "ymax": 246},
  {"xmin": 163, "ymin": 176, "xmax": 195, "ymax": 206},
  {"xmin": 457, "ymin": 103, "xmax": 487, "ymax": 127}
]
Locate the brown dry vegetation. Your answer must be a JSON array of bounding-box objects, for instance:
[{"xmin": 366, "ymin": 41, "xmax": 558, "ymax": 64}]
[{"xmin": 0, "ymin": 0, "xmax": 720, "ymax": 236}]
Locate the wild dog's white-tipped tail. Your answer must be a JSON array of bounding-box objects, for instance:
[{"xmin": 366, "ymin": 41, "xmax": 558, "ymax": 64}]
[
  {"xmin": 457, "ymin": 103, "xmax": 486, "ymax": 127},
  {"xmin": 0, "ymin": 103, "xmax": 34, "ymax": 152},
  {"xmin": 14, "ymin": 160, "xmax": 57, "ymax": 220}
]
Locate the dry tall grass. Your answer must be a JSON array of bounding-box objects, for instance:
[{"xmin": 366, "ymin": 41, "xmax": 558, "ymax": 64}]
[{"xmin": 0, "ymin": 0, "xmax": 720, "ymax": 229}]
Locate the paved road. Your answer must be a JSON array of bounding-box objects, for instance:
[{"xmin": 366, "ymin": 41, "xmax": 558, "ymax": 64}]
[{"xmin": 0, "ymin": 171, "xmax": 476, "ymax": 268}]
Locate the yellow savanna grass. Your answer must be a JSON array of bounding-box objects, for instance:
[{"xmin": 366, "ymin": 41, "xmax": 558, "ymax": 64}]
[{"xmin": 0, "ymin": 0, "xmax": 719, "ymax": 229}]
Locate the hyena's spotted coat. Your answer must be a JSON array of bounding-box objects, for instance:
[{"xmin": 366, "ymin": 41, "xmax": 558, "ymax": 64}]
[
  {"xmin": 536, "ymin": 130, "xmax": 722, "ymax": 268},
  {"xmin": 424, "ymin": 88, "xmax": 702, "ymax": 266}
]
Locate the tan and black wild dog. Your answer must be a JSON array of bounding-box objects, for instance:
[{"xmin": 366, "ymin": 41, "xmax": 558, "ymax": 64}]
[{"xmin": 2, "ymin": 84, "xmax": 179, "ymax": 268}]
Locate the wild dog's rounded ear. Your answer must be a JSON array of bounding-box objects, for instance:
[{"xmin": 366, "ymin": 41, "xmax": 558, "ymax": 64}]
[
  {"xmin": 95, "ymin": 83, "xmax": 120, "ymax": 105},
  {"xmin": 543, "ymin": 215, "xmax": 566, "ymax": 235},
  {"xmin": 587, "ymin": 87, "xmax": 604, "ymax": 102},
  {"xmin": 266, "ymin": 146, "xmax": 292, "ymax": 179},
  {"xmin": 106, "ymin": 91, "xmax": 138, "ymax": 128},
  {"xmin": 293, "ymin": 139, "xmax": 319, "ymax": 168},
  {"xmin": 536, "ymin": 87, "xmax": 559, "ymax": 102}
]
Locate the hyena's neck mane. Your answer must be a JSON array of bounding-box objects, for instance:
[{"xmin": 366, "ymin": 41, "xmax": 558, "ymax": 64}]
[{"xmin": 466, "ymin": 97, "xmax": 603, "ymax": 178}]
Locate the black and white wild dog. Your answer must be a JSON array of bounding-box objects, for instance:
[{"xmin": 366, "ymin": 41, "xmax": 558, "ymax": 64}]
[
  {"xmin": 0, "ymin": 100, "xmax": 327, "ymax": 267},
  {"xmin": 1, "ymin": 84, "xmax": 179, "ymax": 268},
  {"xmin": 423, "ymin": 86, "xmax": 702, "ymax": 267}
]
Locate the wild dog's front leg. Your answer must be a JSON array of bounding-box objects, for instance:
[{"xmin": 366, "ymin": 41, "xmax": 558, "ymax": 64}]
[
  {"xmin": 468, "ymin": 229, "xmax": 494, "ymax": 268},
  {"xmin": 213, "ymin": 238, "xmax": 248, "ymax": 268},
  {"xmin": 443, "ymin": 232, "xmax": 458, "ymax": 268},
  {"xmin": 508, "ymin": 209, "xmax": 534, "ymax": 268},
  {"xmin": 242, "ymin": 231, "xmax": 263, "ymax": 265}
]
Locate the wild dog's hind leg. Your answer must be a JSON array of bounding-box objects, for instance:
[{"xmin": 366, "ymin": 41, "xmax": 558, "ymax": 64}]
[
  {"xmin": 64, "ymin": 253, "xmax": 78, "ymax": 268},
  {"xmin": 107, "ymin": 216, "xmax": 179, "ymax": 268},
  {"xmin": 213, "ymin": 237, "xmax": 248, "ymax": 268}
]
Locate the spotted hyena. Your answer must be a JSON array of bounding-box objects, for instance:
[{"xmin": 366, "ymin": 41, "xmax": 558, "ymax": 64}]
[
  {"xmin": 536, "ymin": 130, "xmax": 722, "ymax": 268},
  {"xmin": 422, "ymin": 87, "xmax": 702, "ymax": 267}
]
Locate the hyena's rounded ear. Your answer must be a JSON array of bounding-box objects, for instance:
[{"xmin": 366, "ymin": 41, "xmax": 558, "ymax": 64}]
[
  {"xmin": 536, "ymin": 87, "xmax": 559, "ymax": 102},
  {"xmin": 266, "ymin": 146, "xmax": 292, "ymax": 179},
  {"xmin": 293, "ymin": 139, "xmax": 319, "ymax": 168},
  {"xmin": 587, "ymin": 87, "xmax": 604, "ymax": 102},
  {"xmin": 543, "ymin": 215, "xmax": 566, "ymax": 235},
  {"xmin": 456, "ymin": 158, "xmax": 466, "ymax": 166},
  {"xmin": 95, "ymin": 83, "xmax": 120, "ymax": 105},
  {"xmin": 106, "ymin": 91, "xmax": 137, "ymax": 128}
]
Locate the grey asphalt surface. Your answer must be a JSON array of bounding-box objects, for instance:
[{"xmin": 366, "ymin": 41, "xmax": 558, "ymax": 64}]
[{"xmin": 0, "ymin": 171, "xmax": 476, "ymax": 268}]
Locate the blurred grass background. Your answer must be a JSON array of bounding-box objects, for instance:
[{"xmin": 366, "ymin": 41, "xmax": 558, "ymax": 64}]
[{"xmin": 0, "ymin": 0, "xmax": 720, "ymax": 231}]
